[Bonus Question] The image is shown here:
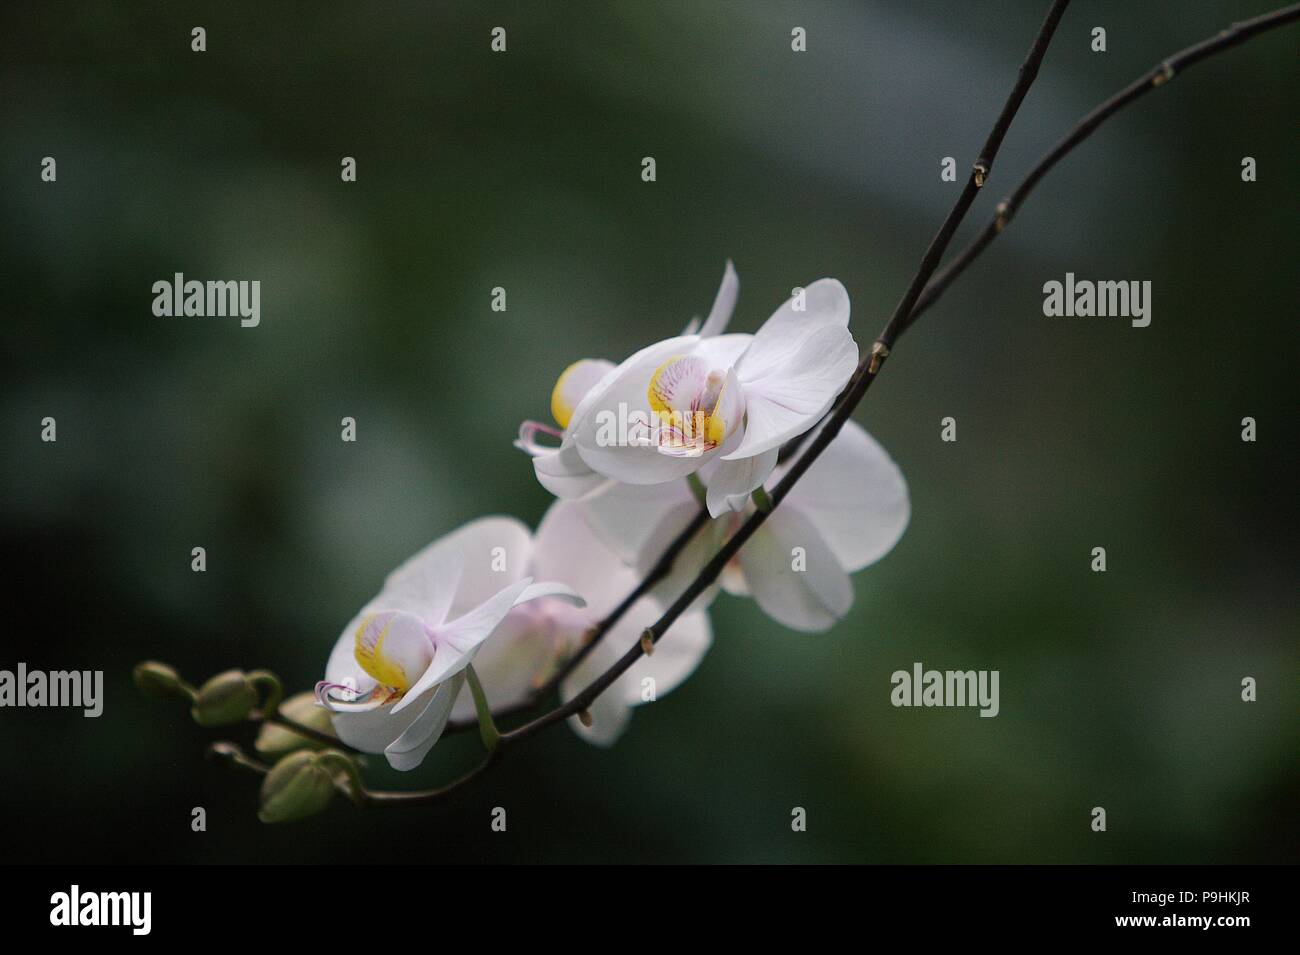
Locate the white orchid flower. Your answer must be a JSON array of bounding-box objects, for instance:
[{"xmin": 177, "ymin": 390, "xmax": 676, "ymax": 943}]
[
  {"xmin": 516, "ymin": 262, "xmax": 740, "ymax": 501},
  {"xmin": 316, "ymin": 517, "xmax": 584, "ymax": 771},
  {"xmin": 561, "ymin": 270, "xmax": 858, "ymax": 518},
  {"xmin": 448, "ymin": 498, "xmax": 713, "ymax": 747},
  {"xmin": 579, "ymin": 420, "xmax": 909, "ymax": 632}
]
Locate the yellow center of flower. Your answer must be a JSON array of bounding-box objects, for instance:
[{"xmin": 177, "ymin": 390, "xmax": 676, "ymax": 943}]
[
  {"xmin": 353, "ymin": 614, "xmax": 413, "ymax": 692},
  {"xmin": 647, "ymin": 356, "xmax": 728, "ymax": 450}
]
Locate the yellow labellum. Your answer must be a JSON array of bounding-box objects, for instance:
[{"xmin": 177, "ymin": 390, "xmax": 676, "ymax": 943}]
[
  {"xmin": 648, "ymin": 356, "xmax": 728, "ymax": 448},
  {"xmin": 354, "ymin": 614, "xmax": 411, "ymax": 692}
]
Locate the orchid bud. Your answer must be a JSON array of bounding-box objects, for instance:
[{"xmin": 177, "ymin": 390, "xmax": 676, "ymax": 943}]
[
  {"xmin": 190, "ymin": 669, "xmax": 258, "ymax": 727},
  {"xmin": 133, "ymin": 661, "xmax": 191, "ymax": 700},
  {"xmin": 255, "ymin": 692, "xmax": 336, "ymax": 756},
  {"xmin": 258, "ymin": 751, "xmax": 336, "ymax": 824}
]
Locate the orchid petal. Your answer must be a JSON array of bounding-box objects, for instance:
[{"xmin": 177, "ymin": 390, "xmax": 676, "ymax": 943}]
[
  {"xmin": 702, "ymin": 446, "xmax": 778, "ymax": 517},
  {"xmin": 724, "ymin": 323, "xmax": 858, "ymax": 460},
  {"xmin": 352, "ymin": 610, "xmax": 434, "ymax": 694},
  {"xmin": 448, "ymin": 607, "xmax": 558, "ymax": 723},
  {"xmin": 369, "ymin": 547, "xmax": 462, "ymax": 626},
  {"xmin": 780, "ymin": 419, "xmax": 910, "ymax": 573},
  {"xmin": 516, "ymin": 580, "xmax": 586, "ymax": 607},
  {"xmin": 735, "ymin": 277, "xmax": 851, "ymax": 381},
  {"xmin": 565, "ymin": 681, "xmax": 633, "ymax": 747},
  {"xmin": 534, "ymin": 497, "xmax": 641, "ymax": 617},
  {"xmin": 692, "ymin": 332, "xmax": 753, "ymax": 370},
  {"xmin": 560, "ymin": 599, "xmax": 712, "ymax": 746},
  {"xmin": 550, "ymin": 359, "xmax": 615, "ymax": 429},
  {"xmin": 697, "ymin": 260, "xmax": 739, "ymax": 339},
  {"xmin": 533, "ymin": 440, "xmax": 612, "ymax": 499},
  {"xmin": 377, "ymin": 516, "xmax": 532, "ymax": 624},
  {"xmin": 737, "ymin": 505, "xmax": 852, "ymax": 632},
  {"xmin": 578, "ymin": 479, "xmax": 726, "ymax": 614},
  {"xmin": 383, "ymin": 671, "xmax": 467, "ymax": 771},
  {"xmin": 577, "ymin": 479, "xmax": 697, "ymax": 569},
  {"xmin": 391, "ymin": 576, "xmax": 535, "ymax": 713}
]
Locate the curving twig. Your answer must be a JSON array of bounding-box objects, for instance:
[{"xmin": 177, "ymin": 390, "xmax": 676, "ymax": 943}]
[{"xmin": 907, "ymin": 2, "xmax": 1300, "ymax": 329}]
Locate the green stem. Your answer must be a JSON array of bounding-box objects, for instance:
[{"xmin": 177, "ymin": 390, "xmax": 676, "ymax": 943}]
[
  {"xmin": 247, "ymin": 670, "xmax": 284, "ymax": 717},
  {"xmin": 316, "ymin": 750, "xmax": 369, "ymax": 806},
  {"xmin": 686, "ymin": 473, "xmax": 707, "ymax": 507},
  {"xmin": 466, "ymin": 665, "xmax": 501, "ymax": 751}
]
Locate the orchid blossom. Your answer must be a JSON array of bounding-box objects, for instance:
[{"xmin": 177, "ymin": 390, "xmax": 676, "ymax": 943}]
[
  {"xmin": 447, "ymin": 499, "xmax": 713, "ymax": 746},
  {"xmin": 315, "ymin": 517, "xmax": 583, "ymax": 770},
  {"xmin": 516, "ymin": 261, "xmax": 742, "ymax": 502},
  {"xmin": 558, "ymin": 268, "xmax": 859, "ymax": 517},
  {"xmin": 578, "ymin": 420, "xmax": 909, "ymax": 632}
]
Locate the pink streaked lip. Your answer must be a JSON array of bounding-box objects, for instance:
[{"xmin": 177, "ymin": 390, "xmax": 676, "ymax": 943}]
[
  {"xmin": 314, "ymin": 680, "xmax": 398, "ymax": 712},
  {"xmin": 516, "ymin": 420, "xmax": 564, "ymax": 456}
]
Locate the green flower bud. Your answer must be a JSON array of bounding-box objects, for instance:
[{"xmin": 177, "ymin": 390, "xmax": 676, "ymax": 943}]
[
  {"xmin": 133, "ymin": 661, "xmax": 191, "ymax": 700},
  {"xmin": 255, "ymin": 692, "xmax": 337, "ymax": 756},
  {"xmin": 190, "ymin": 669, "xmax": 258, "ymax": 727},
  {"xmin": 258, "ymin": 751, "xmax": 336, "ymax": 824}
]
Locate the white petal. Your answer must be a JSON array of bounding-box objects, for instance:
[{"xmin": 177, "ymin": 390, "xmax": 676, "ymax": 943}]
[
  {"xmin": 383, "ymin": 672, "xmax": 467, "ymax": 771},
  {"xmin": 370, "ymin": 547, "xmax": 462, "ymax": 625},
  {"xmin": 736, "ymin": 277, "xmax": 851, "ymax": 381},
  {"xmin": 780, "ymin": 419, "xmax": 910, "ymax": 572},
  {"xmin": 534, "ymin": 497, "xmax": 641, "ymax": 617},
  {"xmin": 616, "ymin": 605, "xmax": 712, "ymax": 707},
  {"xmin": 725, "ymin": 323, "xmax": 858, "ymax": 460},
  {"xmin": 693, "ymin": 332, "xmax": 754, "ymax": 370},
  {"xmin": 448, "ymin": 607, "xmax": 556, "ymax": 722},
  {"xmin": 565, "ymin": 681, "xmax": 632, "ymax": 747},
  {"xmin": 516, "ymin": 580, "xmax": 585, "ymax": 607},
  {"xmin": 703, "ymin": 446, "xmax": 778, "ymax": 517},
  {"xmin": 697, "ymin": 260, "xmax": 739, "ymax": 338},
  {"xmin": 324, "ymin": 612, "xmax": 370, "ymax": 688},
  {"xmin": 550, "ymin": 358, "xmax": 615, "ymax": 430},
  {"xmin": 329, "ymin": 687, "xmax": 436, "ymax": 754},
  {"xmin": 738, "ymin": 505, "xmax": 852, "ymax": 632},
  {"xmin": 560, "ymin": 599, "xmax": 712, "ymax": 746},
  {"xmin": 379, "ymin": 516, "xmax": 532, "ymax": 623},
  {"xmin": 534, "ymin": 440, "xmax": 612, "ymax": 499},
  {"xmin": 576, "ymin": 480, "xmax": 723, "ymax": 613},
  {"xmin": 578, "ymin": 479, "xmax": 696, "ymax": 568},
  {"xmin": 392, "ymin": 577, "xmax": 534, "ymax": 712}
]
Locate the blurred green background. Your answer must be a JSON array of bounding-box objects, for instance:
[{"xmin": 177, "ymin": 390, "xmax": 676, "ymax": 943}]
[{"xmin": 2, "ymin": 0, "xmax": 1295, "ymax": 863}]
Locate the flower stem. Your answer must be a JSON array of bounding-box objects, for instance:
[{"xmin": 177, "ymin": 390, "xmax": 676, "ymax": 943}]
[
  {"xmin": 466, "ymin": 665, "xmax": 501, "ymax": 751},
  {"xmin": 316, "ymin": 750, "xmax": 369, "ymax": 806},
  {"xmin": 247, "ymin": 669, "xmax": 284, "ymax": 717}
]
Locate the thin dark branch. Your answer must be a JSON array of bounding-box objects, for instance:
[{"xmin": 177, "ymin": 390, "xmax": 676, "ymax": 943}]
[
  {"xmin": 361, "ymin": 748, "xmax": 503, "ymax": 806},
  {"xmin": 907, "ymin": 2, "xmax": 1300, "ymax": 330},
  {"xmin": 259, "ymin": 710, "xmax": 356, "ymax": 752}
]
